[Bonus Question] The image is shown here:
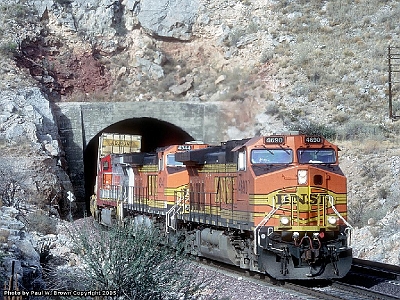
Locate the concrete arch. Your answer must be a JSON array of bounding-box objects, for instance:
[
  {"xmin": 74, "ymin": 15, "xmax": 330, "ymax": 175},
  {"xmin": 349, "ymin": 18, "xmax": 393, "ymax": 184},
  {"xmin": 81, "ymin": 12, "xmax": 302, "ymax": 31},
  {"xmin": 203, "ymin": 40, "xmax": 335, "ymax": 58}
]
[
  {"xmin": 54, "ymin": 101, "xmax": 227, "ymax": 210},
  {"xmin": 83, "ymin": 117, "xmax": 195, "ymax": 208}
]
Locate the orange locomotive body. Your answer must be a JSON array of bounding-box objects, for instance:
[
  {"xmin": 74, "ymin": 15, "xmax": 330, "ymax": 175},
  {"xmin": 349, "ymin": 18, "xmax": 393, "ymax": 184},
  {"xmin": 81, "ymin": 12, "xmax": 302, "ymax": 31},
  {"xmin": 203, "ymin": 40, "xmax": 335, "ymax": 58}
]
[
  {"xmin": 92, "ymin": 133, "xmax": 352, "ymax": 280},
  {"xmin": 175, "ymin": 133, "xmax": 352, "ymax": 279},
  {"xmin": 91, "ymin": 140, "xmax": 208, "ymax": 225}
]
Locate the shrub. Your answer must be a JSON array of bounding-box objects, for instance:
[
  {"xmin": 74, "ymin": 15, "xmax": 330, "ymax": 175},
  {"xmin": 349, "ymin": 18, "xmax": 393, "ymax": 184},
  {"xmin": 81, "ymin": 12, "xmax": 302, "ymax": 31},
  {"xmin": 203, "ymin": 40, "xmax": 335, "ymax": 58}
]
[
  {"xmin": 377, "ymin": 187, "xmax": 389, "ymax": 199},
  {"xmin": 265, "ymin": 103, "xmax": 280, "ymax": 116},
  {"xmin": 0, "ymin": 170, "xmax": 25, "ymax": 209},
  {"xmin": 260, "ymin": 50, "xmax": 274, "ymax": 63},
  {"xmin": 348, "ymin": 199, "xmax": 365, "ymax": 227},
  {"xmin": 337, "ymin": 120, "xmax": 387, "ymax": 141},
  {"xmin": 26, "ymin": 210, "xmax": 58, "ymax": 235},
  {"xmin": 56, "ymin": 220, "xmax": 209, "ymax": 299},
  {"xmin": 332, "ymin": 112, "xmax": 350, "ymax": 124},
  {"xmin": 289, "ymin": 120, "xmax": 337, "ymax": 140},
  {"xmin": 0, "ymin": 41, "xmax": 18, "ymax": 57}
]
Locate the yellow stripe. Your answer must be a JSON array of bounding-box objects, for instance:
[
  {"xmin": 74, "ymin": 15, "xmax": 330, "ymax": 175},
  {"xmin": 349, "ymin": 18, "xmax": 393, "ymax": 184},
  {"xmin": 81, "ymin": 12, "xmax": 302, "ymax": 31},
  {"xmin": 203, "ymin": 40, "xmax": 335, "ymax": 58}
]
[
  {"xmin": 274, "ymin": 225, "xmax": 339, "ymax": 232},
  {"xmin": 131, "ymin": 199, "xmax": 166, "ymax": 209},
  {"xmin": 204, "ymin": 206, "xmax": 220, "ymax": 215},
  {"xmin": 249, "ymin": 194, "xmax": 273, "ymax": 205},
  {"xmin": 164, "ymin": 184, "xmax": 188, "ymax": 196},
  {"xmin": 139, "ymin": 165, "xmax": 158, "ymax": 172},
  {"xmin": 198, "ymin": 163, "xmax": 237, "ymax": 173}
]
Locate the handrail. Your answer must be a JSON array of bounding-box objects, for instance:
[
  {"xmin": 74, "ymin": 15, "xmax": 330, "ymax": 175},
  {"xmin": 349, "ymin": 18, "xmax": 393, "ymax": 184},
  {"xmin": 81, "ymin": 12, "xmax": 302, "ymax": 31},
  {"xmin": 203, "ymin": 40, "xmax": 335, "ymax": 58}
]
[
  {"xmin": 327, "ymin": 195, "xmax": 353, "ymax": 229},
  {"xmin": 253, "ymin": 205, "xmax": 281, "ymax": 255},
  {"xmin": 327, "ymin": 195, "xmax": 353, "ymax": 246},
  {"xmin": 165, "ymin": 190, "xmax": 186, "ymax": 233}
]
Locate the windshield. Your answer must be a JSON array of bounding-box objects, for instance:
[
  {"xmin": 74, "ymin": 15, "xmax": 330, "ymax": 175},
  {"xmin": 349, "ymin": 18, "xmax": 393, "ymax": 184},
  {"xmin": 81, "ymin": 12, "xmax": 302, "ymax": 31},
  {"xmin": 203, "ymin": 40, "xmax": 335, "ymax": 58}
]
[
  {"xmin": 166, "ymin": 154, "xmax": 185, "ymax": 167},
  {"xmin": 298, "ymin": 149, "xmax": 336, "ymax": 164},
  {"xmin": 251, "ymin": 149, "xmax": 293, "ymax": 164}
]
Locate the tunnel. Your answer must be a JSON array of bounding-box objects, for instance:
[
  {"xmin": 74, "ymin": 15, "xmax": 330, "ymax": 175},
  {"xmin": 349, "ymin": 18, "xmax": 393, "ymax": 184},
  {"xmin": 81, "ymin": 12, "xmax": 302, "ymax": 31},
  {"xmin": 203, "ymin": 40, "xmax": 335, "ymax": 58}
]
[{"xmin": 83, "ymin": 117, "xmax": 194, "ymax": 213}]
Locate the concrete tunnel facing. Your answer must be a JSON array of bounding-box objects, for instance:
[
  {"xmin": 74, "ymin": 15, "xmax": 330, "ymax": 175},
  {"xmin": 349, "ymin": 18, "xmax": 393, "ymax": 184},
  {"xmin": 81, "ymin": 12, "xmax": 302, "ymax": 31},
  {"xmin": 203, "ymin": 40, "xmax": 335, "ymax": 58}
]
[{"xmin": 83, "ymin": 117, "xmax": 194, "ymax": 215}]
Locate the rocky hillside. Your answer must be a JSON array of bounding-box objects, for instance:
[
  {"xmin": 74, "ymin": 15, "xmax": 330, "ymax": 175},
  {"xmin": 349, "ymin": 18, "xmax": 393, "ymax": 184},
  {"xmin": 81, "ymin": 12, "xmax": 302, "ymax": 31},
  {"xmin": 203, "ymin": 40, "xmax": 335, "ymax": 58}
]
[{"xmin": 0, "ymin": 0, "xmax": 399, "ymax": 282}]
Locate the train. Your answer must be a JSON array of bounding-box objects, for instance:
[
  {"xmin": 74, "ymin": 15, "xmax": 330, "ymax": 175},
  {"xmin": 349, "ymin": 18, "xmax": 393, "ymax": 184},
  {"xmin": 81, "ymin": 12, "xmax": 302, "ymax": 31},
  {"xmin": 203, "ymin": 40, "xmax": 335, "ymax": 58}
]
[{"xmin": 90, "ymin": 132, "xmax": 353, "ymax": 280}]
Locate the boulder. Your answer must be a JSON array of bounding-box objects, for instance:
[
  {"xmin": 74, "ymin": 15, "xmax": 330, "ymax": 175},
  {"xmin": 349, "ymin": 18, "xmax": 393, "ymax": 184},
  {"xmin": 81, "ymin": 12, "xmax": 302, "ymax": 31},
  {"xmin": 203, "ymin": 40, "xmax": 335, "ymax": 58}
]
[
  {"xmin": 138, "ymin": 0, "xmax": 199, "ymax": 40},
  {"xmin": 169, "ymin": 75, "xmax": 194, "ymax": 95},
  {"xmin": 32, "ymin": 0, "xmax": 55, "ymax": 17},
  {"xmin": 0, "ymin": 228, "xmax": 10, "ymax": 243},
  {"xmin": 15, "ymin": 239, "xmax": 40, "ymax": 262}
]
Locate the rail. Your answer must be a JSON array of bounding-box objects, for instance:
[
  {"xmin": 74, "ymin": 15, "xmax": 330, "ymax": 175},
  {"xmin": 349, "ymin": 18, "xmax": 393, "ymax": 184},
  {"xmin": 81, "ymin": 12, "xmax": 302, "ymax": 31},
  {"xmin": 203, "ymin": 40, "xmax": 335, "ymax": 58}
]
[{"xmin": 351, "ymin": 258, "xmax": 400, "ymax": 279}]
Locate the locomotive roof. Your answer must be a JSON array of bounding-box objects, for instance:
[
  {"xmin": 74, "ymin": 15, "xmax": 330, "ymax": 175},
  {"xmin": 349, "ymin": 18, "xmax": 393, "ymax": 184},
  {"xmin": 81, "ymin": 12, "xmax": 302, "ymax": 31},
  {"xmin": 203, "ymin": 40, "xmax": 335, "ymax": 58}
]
[
  {"xmin": 176, "ymin": 138, "xmax": 250, "ymax": 164},
  {"xmin": 232, "ymin": 134, "xmax": 336, "ymax": 150},
  {"xmin": 119, "ymin": 152, "xmax": 156, "ymax": 165}
]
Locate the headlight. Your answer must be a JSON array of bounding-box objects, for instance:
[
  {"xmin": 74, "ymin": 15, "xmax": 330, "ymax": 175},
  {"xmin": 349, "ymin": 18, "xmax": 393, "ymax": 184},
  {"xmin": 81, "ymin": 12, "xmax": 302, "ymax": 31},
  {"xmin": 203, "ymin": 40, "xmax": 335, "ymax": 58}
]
[
  {"xmin": 298, "ymin": 170, "xmax": 308, "ymax": 184},
  {"xmin": 280, "ymin": 216, "xmax": 290, "ymax": 225},
  {"xmin": 327, "ymin": 216, "xmax": 338, "ymax": 225}
]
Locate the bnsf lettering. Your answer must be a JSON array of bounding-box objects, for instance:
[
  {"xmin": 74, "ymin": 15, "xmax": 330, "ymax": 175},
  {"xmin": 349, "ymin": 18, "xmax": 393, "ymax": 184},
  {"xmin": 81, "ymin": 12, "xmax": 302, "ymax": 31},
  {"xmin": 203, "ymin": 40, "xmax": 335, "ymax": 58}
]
[{"xmin": 275, "ymin": 193, "xmax": 328, "ymax": 205}]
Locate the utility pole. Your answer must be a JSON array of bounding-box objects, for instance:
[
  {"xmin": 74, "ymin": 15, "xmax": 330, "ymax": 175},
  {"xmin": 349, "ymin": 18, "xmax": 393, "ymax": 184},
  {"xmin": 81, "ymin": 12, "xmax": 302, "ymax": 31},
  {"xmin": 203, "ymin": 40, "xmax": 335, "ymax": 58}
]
[{"xmin": 388, "ymin": 45, "xmax": 400, "ymax": 120}]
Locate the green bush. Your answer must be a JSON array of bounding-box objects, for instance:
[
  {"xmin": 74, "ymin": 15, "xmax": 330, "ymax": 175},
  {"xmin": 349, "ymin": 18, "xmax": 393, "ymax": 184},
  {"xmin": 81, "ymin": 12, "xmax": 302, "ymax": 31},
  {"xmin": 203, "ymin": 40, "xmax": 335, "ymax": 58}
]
[
  {"xmin": 26, "ymin": 211, "xmax": 58, "ymax": 235},
  {"xmin": 289, "ymin": 121, "xmax": 337, "ymax": 140},
  {"xmin": 336, "ymin": 120, "xmax": 387, "ymax": 141},
  {"xmin": 265, "ymin": 103, "xmax": 280, "ymax": 116},
  {"xmin": 0, "ymin": 41, "xmax": 18, "ymax": 57},
  {"xmin": 60, "ymin": 221, "xmax": 209, "ymax": 299}
]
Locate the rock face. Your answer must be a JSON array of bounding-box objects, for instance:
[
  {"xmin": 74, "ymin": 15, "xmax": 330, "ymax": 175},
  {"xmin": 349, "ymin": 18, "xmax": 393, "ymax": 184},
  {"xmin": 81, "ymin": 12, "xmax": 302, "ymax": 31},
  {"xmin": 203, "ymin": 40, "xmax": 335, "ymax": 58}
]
[
  {"xmin": 1, "ymin": 88, "xmax": 57, "ymax": 145},
  {"xmin": 33, "ymin": 0, "xmax": 199, "ymax": 41},
  {"xmin": 0, "ymin": 207, "xmax": 45, "ymax": 292},
  {"xmin": 137, "ymin": 0, "xmax": 199, "ymax": 40},
  {"xmin": 0, "ymin": 84, "xmax": 72, "ymax": 293},
  {"xmin": 0, "ymin": 87, "xmax": 72, "ymax": 205}
]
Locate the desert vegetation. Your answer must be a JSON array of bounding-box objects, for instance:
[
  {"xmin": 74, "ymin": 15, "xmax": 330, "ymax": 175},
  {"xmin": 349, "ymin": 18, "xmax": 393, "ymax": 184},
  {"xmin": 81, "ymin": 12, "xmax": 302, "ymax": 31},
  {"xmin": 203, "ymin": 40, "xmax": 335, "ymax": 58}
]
[{"xmin": 44, "ymin": 220, "xmax": 209, "ymax": 299}]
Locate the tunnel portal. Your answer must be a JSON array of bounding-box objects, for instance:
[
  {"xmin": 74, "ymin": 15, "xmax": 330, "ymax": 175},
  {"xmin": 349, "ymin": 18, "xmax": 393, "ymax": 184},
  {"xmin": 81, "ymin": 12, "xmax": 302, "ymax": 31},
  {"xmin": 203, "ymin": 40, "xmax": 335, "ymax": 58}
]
[
  {"xmin": 83, "ymin": 117, "xmax": 194, "ymax": 212},
  {"xmin": 54, "ymin": 101, "xmax": 227, "ymax": 217}
]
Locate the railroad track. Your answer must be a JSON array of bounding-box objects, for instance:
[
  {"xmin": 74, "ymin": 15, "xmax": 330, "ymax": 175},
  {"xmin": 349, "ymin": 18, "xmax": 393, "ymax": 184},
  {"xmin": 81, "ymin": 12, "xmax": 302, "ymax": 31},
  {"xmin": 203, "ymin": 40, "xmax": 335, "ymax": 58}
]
[
  {"xmin": 334, "ymin": 258, "xmax": 400, "ymax": 299},
  {"xmin": 286, "ymin": 280, "xmax": 400, "ymax": 300},
  {"xmin": 285, "ymin": 258, "xmax": 400, "ymax": 299},
  {"xmin": 196, "ymin": 257, "xmax": 400, "ymax": 300}
]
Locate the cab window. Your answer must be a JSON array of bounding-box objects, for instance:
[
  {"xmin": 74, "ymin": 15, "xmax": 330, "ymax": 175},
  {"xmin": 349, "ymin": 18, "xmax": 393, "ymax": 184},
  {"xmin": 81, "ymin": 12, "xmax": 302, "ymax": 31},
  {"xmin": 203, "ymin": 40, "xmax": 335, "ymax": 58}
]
[
  {"xmin": 251, "ymin": 149, "xmax": 293, "ymax": 164},
  {"xmin": 238, "ymin": 150, "xmax": 246, "ymax": 170},
  {"xmin": 298, "ymin": 149, "xmax": 336, "ymax": 164},
  {"xmin": 166, "ymin": 154, "xmax": 184, "ymax": 167}
]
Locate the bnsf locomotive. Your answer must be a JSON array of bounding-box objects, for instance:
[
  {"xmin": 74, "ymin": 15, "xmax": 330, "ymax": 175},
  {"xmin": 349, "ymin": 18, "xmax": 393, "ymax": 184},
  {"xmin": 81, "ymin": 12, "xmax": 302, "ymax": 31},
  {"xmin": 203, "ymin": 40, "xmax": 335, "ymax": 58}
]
[{"xmin": 90, "ymin": 132, "xmax": 352, "ymax": 280}]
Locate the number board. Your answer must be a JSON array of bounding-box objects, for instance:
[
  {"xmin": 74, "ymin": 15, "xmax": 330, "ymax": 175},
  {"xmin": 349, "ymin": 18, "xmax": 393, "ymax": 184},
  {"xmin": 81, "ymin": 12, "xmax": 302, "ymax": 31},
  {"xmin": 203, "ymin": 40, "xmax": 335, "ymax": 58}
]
[
  {"xmin": 265, "ymin": 136, "xmax": 284, "ymax": 144},
  {"xmin": 305, "ymin": 136, "xmax": 323, "ymax": 144},
  {"xmin": 177, "ymin": 145, "xmax": 192, "ymax": 151}
]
